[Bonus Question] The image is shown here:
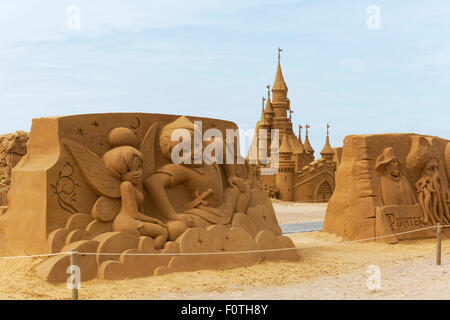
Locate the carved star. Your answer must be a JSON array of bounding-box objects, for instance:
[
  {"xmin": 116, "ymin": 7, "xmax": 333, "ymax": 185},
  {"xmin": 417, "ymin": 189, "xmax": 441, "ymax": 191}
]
[
  {"xmin": 90, "ymin": 120, "xmax": 100, "ymax": 129},
  {"xmin": 75, "ymin": 127, "xmax": 87, "ymax": 139}
]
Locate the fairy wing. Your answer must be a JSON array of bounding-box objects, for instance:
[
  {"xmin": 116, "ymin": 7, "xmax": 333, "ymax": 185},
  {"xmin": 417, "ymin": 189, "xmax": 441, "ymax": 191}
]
[
  {"xmin": 62, "ymin": 138, "xmax": 121, "ymax": 198},
  {"xmin": 140, "ymin": 122, "xmax": 158, "ymax": 180},
  {"xmin": 91, "ymin": 195, "xmax": 121, "ymax": 222}
]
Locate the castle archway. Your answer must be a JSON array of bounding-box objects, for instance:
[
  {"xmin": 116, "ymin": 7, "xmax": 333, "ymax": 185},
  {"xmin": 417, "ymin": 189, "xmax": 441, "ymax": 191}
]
[{"xmin": 315, "ymin": 180, "xmax": 333, "ymax": 202}]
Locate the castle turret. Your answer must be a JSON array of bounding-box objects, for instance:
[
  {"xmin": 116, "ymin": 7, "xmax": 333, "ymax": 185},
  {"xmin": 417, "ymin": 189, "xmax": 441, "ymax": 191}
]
[
  {"xmin": 264, "ymin": 85, "xmax": 274, "ymax": 122},
  {"xmin": 258, "ymin": 97, "xmax": 270, "ymax": 164},
  {"xmin": 270, "ymin": 48, "xmax": 291, "ymax": 137},
  {"xmin": 276, "ymin": 133, "xmax": 295, "ymax": 201},
  {"xmin": 320, "ymin": 124, "xmax": 334, "ymax": 161},
  {"xmin": 293, "ymin": 124, "xmax": 306, "ymax": 171},
  {"xmin": 303, "ymin": 123, "xmax": 315, "ymax": 165}
]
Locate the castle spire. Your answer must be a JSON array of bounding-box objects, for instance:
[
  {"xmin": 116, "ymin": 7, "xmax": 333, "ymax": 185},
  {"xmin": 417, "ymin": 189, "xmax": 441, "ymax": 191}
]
[
  {"xmin": 279, "ymin": 133, "xmax": 292, "ymax": 154},
  {"xmin": 303, "ymin": 123, "xmax": 315, "ymax": 154},
  {"xmin": 272, "ymin": 48, "xmax": 288, "ymax": 93},
  {"xmin": 298, "ymin": 124, "xmax": 305, "ymax": 151},
  {"xmin": 258, "ymin": 97, "xmax": 270, "ymax": 126},
  {"xmin": 264, "ymin": 85, "xmax": 274, "ymax": 115},
  {"xmin": 320, "ymin": 123, "xmax": 334, "ymax": 160}
]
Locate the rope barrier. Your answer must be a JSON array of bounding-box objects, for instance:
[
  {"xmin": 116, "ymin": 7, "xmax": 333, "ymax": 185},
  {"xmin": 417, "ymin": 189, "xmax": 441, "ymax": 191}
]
[
  {"xmin": 0, "ymin": 224, "xmax": 448, "ymax": 260},
  {"xmin": 0, "ymin": 251, "xmax": 72, "ymax": 260}
]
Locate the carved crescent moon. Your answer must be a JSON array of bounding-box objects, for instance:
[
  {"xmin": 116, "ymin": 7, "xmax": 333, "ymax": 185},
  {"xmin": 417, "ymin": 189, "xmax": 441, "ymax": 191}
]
[{"xmin": 130, "ymin": 116, "xmax": 141, "ymax": 130}]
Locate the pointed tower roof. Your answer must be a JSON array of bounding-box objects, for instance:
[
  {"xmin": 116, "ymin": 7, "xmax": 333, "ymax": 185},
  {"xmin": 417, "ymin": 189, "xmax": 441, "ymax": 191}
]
[
  {"xmin": 298, "ymin": 125, "xmax": 305, "ymax": 152},
  {"xmin": 320, "ymin": 124, "xmax": 334, "ymax": 160},
  {"xmin": 320, "ymin": 136, "xmax": 334, "ymax": 155},
  {"xmin": 279, "ymin": 134, "xmax": 292, "ymax": 154},
  {"xmin": 272, "ymin": 58, "xmax": 288, "ymax": 92},
  {"xmin": 289, "ymin": 133, "xmax": 303, "ymax": 154},
  {"xmin": 258, "ymin": 98, "xmax": 270, "ymax": 127},
  {"xmin": 303, "ymin": 124, "xmax": 315, "ymax": 154},
  {"xmin": 264, "ymin": 92, "xmax": 274, "ymax": 114}
]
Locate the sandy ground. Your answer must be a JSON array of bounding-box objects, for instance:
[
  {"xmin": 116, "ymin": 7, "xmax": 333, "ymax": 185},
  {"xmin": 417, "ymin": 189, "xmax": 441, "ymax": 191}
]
[
  {"xmin": 0, "ymin": 201, "xmax": 448, "ymax": 300},
  {"xmin": 271, "ymin": 199, "xmax": 327, "ymax": 224}
]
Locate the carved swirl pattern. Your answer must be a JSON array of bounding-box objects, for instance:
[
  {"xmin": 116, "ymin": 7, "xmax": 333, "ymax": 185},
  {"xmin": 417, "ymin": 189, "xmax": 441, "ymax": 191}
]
[{"xmin": 51, "ymin": 161, "xmax": 80, "ymax": 214}]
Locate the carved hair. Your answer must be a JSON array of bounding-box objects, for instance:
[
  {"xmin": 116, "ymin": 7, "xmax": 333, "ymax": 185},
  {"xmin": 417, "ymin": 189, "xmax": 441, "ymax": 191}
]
[{"xmin": 102, "ymin": 146, "xmax": 144, "ymax": 179}]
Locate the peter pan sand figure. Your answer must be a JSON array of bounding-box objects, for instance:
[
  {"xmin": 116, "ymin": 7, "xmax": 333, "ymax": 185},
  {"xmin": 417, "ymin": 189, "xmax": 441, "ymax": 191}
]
[
  {"xmin": 145, "ymin": 116, "xmax": 251, "ymax": 240},
  {"xmin": 64, "ymin": 126, "xmax": 168, "ymax": 249},
  {"xmin": 376, "ymin": 147, "xmax": 417, "ymax": 206}
]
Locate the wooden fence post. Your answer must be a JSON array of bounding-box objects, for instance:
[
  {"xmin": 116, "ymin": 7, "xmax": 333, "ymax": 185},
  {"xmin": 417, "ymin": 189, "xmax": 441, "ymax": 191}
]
[
  {"xmin": 70, "ymin": 250, "xmax": 79, "ymax": 300},
  {"xmin": 436, "ymin": 223, "xmax": 442, "ymax": 266}
]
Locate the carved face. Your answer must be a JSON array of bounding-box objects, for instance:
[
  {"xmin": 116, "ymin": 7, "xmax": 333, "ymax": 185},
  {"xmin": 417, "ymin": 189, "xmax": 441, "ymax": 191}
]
[
  {"xmin": 423, "ymin": 159, "xmax": 439, "ymax": 179},
  {"xmin": 389, "ymin": 158, "xmax": 400, "ymax": 177},
  {"xmin": 121, "ymin": 156, "xmax": 143, "ymax": 185}
]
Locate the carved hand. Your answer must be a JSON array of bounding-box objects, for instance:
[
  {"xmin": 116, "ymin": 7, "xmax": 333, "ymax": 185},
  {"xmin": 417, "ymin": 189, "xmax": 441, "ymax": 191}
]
[{"xmin": 148, "ymin": 217, "xmax": 167, "ymax": 228}]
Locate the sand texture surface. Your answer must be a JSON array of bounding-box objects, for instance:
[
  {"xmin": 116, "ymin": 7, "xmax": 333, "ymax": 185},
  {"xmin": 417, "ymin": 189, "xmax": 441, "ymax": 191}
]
[{"xmin": 0, "ymin": 201, "xmax": 448, "ymax": 300}]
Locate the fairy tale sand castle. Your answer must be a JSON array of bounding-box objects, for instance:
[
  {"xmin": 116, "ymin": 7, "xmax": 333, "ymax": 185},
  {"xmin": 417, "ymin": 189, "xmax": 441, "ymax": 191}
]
[{"xmin": 248, "ymin": 49, "xmax": 339, "ymax": 202}]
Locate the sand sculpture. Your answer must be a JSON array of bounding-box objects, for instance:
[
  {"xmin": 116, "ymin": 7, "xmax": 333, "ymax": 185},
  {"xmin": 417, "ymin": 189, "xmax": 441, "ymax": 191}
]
[
  {"xmin": 1, "ymin": 113, "xmax": 298, "ymax": 283},
  {"xmin": 323, "ymin": 134, "xmax": 450, "ymax": 243},
  {"xmin": 0, "ymin": 131, "xmax": 29, "ymax": 207},
  {"xmin": 248, "ymin": 50, "xmax": 338, "ymax": 202}
]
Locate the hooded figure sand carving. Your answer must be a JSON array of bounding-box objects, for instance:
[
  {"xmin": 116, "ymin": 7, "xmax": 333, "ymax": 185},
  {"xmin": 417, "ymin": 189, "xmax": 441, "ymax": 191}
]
[
  {"xmin": 406, "ymin": 137, "xmax": 450, "ymax": 225},
  {"xmin": 63, "ymin": 126, "xmax": 169, "ymax": 249},
  {"xmin": 376, "ymin": 147, "xmax": 417, "ymax": 206},
  {"xmin": 146, "ymin": 116, "xmax": 252, "ymax": 240}
]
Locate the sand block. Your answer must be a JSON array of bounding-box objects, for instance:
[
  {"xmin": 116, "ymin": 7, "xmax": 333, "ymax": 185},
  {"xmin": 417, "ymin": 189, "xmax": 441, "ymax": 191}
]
[
  {"xmin": 99, "ymin": 237, "xmax": 172, "ymax": 280},
  {"xmin": 231, "ymin": 213, "xmax": 259, "ymax": 238},
  {"xmin": 85, "ymin": 219, "xmax": 112, "ymax": 238},
  {"xmin": 93, "ymin": 232, "xmax": 140, "ymax": 266},
  {"xmin": 36, "ymin": 240, "xmax": 99, "ymax": 283},
  {"xmin": 323, "ymin": 133, "xmax": 450, "ymax": 241},
  {"xmin": 65, "ymin": 213, "xmax": 94, "ymax": 231},
  {"xmin": 247, "ymin": 204, "xmax": 281, "ymax": 236},
  {"xmin": 46, "ymin": 228, "xmax": 69, "ymax": 253},
  {"xmin": 375, "ymin": 207, "xmax": 398, "ymax": 244},
  {"xmin": 255, "ymin": 230, "xmax": 300, "ymax": 262},
  {"xmin": 155, "ymin": 226, "xmax": 259, "ymax": 275},
  {"xmin": 65, "ymin": 229, "xmax": 91, "ymax": 245}
]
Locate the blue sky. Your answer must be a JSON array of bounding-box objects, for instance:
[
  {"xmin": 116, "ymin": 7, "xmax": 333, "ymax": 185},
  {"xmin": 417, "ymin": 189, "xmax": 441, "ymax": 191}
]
[{"xmin": 0, "ymin": 0, "xmax": 449, "ymax": 154}]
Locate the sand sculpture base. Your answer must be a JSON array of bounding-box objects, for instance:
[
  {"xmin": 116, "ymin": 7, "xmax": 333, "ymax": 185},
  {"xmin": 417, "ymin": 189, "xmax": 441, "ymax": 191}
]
[
  {"xmin": 323, "ymin": 133, "xmax": 450, "ymax": 242},
  {"xmin": 1, "ymin": 113, "xmax": 298, "ymax": 283},
  {"xmin": 37, "ymin": 210, "xmax": 298, "ymax": 282}
]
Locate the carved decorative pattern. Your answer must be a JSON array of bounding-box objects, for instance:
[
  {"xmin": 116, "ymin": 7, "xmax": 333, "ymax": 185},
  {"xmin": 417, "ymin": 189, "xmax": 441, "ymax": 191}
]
[{"xmin": 51, "ymin": 161, "xmax": 80, "ymax": 214}]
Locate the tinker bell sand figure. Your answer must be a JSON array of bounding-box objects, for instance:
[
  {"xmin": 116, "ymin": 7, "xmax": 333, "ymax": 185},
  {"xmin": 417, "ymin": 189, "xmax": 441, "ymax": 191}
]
[{"xmin": 63, "ymin": 125, "xmax": 168, "ymax": 249}]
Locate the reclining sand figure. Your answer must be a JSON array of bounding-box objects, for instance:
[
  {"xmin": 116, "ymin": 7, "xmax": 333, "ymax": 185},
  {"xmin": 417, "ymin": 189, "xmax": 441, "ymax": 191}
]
[{"xmin": 145, "ymin": 116, "xmax": 252, "ymax": 240}]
